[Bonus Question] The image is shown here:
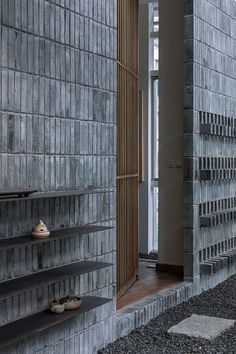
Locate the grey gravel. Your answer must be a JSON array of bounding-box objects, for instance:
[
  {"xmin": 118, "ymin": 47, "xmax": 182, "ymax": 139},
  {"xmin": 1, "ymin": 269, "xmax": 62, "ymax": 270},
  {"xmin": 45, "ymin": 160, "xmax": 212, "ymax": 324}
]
[{"xmin": 98, "ymin": 275, "xmax": 236, "ymax": 353}]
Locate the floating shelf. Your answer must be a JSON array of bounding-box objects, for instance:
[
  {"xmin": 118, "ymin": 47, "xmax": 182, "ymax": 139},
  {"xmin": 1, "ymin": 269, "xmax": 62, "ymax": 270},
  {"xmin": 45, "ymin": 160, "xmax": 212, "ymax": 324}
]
[
  {"xmin": 0, "ymin": 296, "xmax": 111, "ymax": 349},
  {"xmin": 0, "ymin": 188, "xmax": 113, "ymax": 203},
  {"xmin": 0, "ymin": 189, "xmax": 38, "ymax": 198},
  {"xmin": 0, "ymin": 261, "xmax": 112, "ymax": 300},
  {"xmin": 0, "ymin": 225, "xmax": 112, "ymax": 250},
  {"xmin": 200, "ymin": 249, "xmax": 236, "ymax": 275}
]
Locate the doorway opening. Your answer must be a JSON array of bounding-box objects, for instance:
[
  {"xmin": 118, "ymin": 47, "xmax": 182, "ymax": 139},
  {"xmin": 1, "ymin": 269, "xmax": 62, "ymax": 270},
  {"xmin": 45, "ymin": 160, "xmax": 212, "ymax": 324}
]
[
  {"xmin": 117, "ymin": 0, "xmax": 184, "ymax": 307},
  {"xmin": 117, "ymin": 259, "xmax": 182, "ymax": 310}
]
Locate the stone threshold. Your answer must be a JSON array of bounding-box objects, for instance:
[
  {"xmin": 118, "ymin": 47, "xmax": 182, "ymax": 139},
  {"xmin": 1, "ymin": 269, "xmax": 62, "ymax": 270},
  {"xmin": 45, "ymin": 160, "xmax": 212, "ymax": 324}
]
[{"xmin": 115, "ymin": 281, "xmax": 195, "ymax": 339}]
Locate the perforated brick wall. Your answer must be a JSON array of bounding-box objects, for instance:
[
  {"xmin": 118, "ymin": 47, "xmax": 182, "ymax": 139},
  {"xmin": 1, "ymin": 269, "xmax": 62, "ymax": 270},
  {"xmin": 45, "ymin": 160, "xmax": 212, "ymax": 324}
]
[{"xmin": 184, "ymin": 0, "xmax": 236, "ymax": 287}]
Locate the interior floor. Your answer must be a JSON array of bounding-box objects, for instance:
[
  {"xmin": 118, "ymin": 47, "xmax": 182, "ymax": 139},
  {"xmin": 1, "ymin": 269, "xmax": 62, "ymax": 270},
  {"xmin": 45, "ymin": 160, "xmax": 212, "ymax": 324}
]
[{"xmin": 117, "ymin": 260, "xmax": 182, "ymax": 310}]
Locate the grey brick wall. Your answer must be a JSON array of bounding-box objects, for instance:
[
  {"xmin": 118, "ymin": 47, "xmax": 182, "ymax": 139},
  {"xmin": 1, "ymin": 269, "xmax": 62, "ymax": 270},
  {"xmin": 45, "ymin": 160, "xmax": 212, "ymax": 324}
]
[
  {"xmin": 0, "ymin": 0, "xmax": 117, "ymax": 353},
  {"xmin": 184, "ymin": 0, "xmax": 236, "ymax": 286},
  {"xmin": 0, "ymin": 0, "xmax": 116, "ymax": 192}
]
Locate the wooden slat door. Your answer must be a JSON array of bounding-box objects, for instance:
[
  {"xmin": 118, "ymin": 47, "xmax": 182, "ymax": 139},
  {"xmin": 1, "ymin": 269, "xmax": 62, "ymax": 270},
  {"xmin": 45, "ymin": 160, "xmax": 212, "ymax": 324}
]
[{"xmin": 117, "ymin": 0, "xmax": 139, "ymax": 297}]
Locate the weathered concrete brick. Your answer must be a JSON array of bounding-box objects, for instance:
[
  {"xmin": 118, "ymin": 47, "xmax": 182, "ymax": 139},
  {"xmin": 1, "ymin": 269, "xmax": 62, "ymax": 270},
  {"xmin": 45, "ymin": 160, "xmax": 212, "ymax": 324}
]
[
  {"xmin": 0, "ymin": 1, "xmax": 117, "ymax": 353},
  {"xmin": 184, "ymin": 0, "xmax": 236, "ymax": 284}
]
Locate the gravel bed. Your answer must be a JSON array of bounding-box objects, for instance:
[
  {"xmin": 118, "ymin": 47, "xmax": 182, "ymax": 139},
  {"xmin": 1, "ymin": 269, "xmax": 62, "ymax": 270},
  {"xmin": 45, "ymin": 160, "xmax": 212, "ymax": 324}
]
[{"xmin": 98, "ymin": 275, "xmax": 236, "ymax": 354}]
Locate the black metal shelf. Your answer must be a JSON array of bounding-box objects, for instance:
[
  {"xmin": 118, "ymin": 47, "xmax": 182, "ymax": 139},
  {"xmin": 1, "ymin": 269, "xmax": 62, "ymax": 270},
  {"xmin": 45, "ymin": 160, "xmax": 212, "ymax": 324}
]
[
  {"xmin": 0, "ymin": 189, "xmax": 38, "ymax": 198},
  {"xmin": 0, "ymin": 225, "xmax": 112, "ymax": 250},
  {"xmin": 0, "ymin": 260, "xmax": 112, "ymax": 300},
  {"xmin": 0, "ymin": 188, "xmax": 112, "ymax": 203},
  {"xmin": 0, "ymin": 296, "xmax": 111, "ymax": 349}
]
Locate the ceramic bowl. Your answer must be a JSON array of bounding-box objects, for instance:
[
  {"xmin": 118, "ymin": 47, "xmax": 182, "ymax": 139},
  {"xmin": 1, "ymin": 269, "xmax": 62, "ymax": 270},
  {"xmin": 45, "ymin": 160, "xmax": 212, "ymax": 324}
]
[
  {"xmin": 59, "ymin": 296, "xmax": 82, "ymax": 310},
  {"xmin": 31, "ymin": 220, "xmax": 50, "ymax": 238},
  {"xmin": 50, "ymin": 301, "xmax": 65, "ymax": 314}
]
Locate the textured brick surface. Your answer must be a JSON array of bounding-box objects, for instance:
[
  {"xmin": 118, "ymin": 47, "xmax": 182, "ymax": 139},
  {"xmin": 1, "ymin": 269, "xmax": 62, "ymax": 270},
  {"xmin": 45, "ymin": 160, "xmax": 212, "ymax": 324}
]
[
  {"xmin": 116, "ymin": 282, "xmax": 195, "ymax": 339},
  {"xmin": 0, "ymin": 0, "xmax": 117, "ymax": 353},
  {"xmin": 184, "ymin": 0, "xmax": 236, "ymax": 286}
]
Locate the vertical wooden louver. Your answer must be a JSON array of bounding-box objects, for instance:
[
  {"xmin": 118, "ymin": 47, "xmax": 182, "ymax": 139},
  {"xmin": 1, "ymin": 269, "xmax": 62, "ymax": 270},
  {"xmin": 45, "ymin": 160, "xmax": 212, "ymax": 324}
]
[{"xmin": 117, "ymin": 0, "xmax": 139, "ymax": 297}]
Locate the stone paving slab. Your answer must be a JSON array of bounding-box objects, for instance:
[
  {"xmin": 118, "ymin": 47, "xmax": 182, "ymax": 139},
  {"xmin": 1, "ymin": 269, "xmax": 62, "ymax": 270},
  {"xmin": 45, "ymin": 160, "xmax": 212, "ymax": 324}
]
[{"xmin": 168, "ymin": 314, "xmax": 235, "ymax": 340}]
